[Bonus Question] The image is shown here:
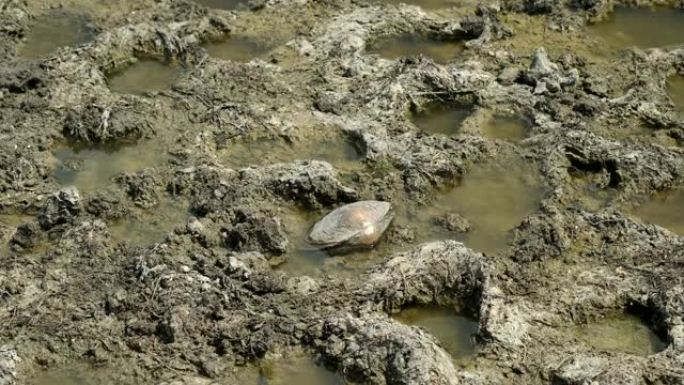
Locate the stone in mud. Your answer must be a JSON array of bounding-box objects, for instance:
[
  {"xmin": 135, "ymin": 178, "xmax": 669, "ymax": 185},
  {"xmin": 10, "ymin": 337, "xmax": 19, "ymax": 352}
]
[
  {"xmin": 38, "ymin": 186, "xmax": 81, "ymax": 230},
  {"xmin": 221, "ymin": 208, "xmax": 288, "ymax": 255},
  {"xmin": 9, "ymin": 222, "xmax": 41, "ymax": 252},
  {"xmin": 522, "ymin": 47, "xmax": 579, "ymax": 94},
  {"xmin": 433, "ymin": 213, "xmax": 471, "ymax": 233},
  {"xmin": 308, "ymin": 200, "xmax": 394, "ymax": 250}
]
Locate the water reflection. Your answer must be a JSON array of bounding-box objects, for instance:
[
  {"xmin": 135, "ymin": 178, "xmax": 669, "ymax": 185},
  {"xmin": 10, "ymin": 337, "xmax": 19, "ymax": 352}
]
[
  {"xmin": 107, "ymin": 59, "xmax": 183, "ymax": 95},
  {"xmin": 18, "ymin": 10, "xmax": 95, "ymax": 59},
  {"xmin": 368, "ymin": 34, "xmax": 464, "ymax": 64},
  {"xmin": 411, "ymin": 102, "xmax": 473, "ymax": 136},
  {"xmin": 588, "ymin": 6, "xmax": 684, "ymax": 49}
]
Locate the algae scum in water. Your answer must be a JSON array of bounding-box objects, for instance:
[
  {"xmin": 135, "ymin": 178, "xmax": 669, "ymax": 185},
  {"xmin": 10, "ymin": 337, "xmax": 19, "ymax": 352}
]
[{"xmin": 589, "ymin": 6, "xmax": 684, "ymax": 49}]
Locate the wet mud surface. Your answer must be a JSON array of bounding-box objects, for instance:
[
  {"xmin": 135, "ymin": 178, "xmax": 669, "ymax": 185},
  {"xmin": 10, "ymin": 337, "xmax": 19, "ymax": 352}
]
[{"xmin": 1, "ymin": 0, "xmax": 684, "ymax": 384}]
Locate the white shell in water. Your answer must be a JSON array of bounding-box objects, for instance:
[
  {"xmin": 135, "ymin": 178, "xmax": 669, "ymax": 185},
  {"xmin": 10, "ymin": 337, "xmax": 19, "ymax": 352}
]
[{"xmin": 308, "ymin": 201, "xmax": 394, "ymax": 249}]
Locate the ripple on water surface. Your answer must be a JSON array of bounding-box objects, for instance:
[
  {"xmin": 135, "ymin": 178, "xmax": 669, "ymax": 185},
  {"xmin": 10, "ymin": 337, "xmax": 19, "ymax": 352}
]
[
  {"xmin": 573, "ymin": 314, "xmax": 667, "ymax": 356},
  {"xmin": 632, "ymin": 189, "xmax": 684, "ymax": 235},
  {"xmin": 589, "ymin": 6, "xmax": 684, "ymax": 49},
  {"xmin": 394, "ymin": 305, "xmax": 479, "ymax": 361},
  {"xmin": 107, "ymin": 59, "xmax": 184, "ymax": 95},
  {"xmin": 368, "ymin": 34, "xmax": 464, "ymax": 64},
  {"xmin": 18, "ymin": 10, "xmax": 95, "ymax": 59},
  {"xmin": 53, "ymin": 142, "xmax": 167, "ymax": 193}
]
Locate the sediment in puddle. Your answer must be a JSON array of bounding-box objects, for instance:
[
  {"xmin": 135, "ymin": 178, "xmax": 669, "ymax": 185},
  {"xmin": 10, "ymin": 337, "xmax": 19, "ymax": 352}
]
[
  {"xmin": 571, "ymin": 313, "xmax": 667, "ymax": 356},
  {"xmin": 410, "ymin": 101, "xmax": 473, "ymax": 136},
  {"xmin": 368, "ymin": 34, "xmax": 465, "ymax": 64},
  {"xmin": 107, "ymin": 59, "xmax": 183, "ymax": 95},
  {"xmin": 632, "ymin": 189, "xmax": 684, "ymax": 235},
  {"xmin": 18, "ymin": 10, "xmax": 95, "ymax": 59},
  {"xmin": 588, "ymin": 6, "xmax": 684, "ymax": 49},
  {"xmin": 393, "ymin": 305, "xmax": 479, "ymax": 361}
]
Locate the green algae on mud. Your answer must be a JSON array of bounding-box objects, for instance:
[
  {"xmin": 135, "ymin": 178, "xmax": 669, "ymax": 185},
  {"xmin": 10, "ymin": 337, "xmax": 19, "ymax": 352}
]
[
  {"xmin": 411, "ymin": 102, "xmax": 473, "ymax": 136},
  {"xmin": 107, "ymin": 59, "xmax": 184, "ymax": 95},
  {"xmin": 393, "ymin": 305, "xmax": 479, "ymax": 361},
  {"xmin": 367, "ymin": 34, "xmax": 464, "ymax": 64},
  {"xmin": 53, "ymin": 142, "xmax": 167, "ymax": 194},
  {"xmin": 17, "ymin": 10, "xmax": 95, "ymax": 60},
  {"xmin": 572, "ymin": 314, "xmax": 667, "ymax": 356},
  {"xmin": 588, "ymin": 6, "xmax": 684, "ymax": 49},
  {"xmin": 204, "ymin": 36, "xmax": 270, "ymax": 62},
  {"xmin": 632, "ymin": 189, "xmax": 684, "ymax": 235}
]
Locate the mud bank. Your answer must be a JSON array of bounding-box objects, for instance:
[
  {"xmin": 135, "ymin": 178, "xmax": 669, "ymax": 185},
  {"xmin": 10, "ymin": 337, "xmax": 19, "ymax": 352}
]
[{"xmin": 1, "ymin": 0, "xmax": 684, "ymax": 384}]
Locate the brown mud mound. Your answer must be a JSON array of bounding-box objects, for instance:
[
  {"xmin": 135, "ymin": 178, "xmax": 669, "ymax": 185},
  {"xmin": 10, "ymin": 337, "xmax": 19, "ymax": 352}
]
[{"xmin": 0, "ymin": 0, "xmax": 684, "ymax": 384}]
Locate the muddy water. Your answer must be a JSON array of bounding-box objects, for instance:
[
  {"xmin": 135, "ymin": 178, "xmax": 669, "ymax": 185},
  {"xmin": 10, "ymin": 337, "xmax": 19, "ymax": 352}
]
[
  {"xmin": 109, "ymin": 199, "xmax": 189, "ymax": 246},
  {"xmin": 379, "ymin": 0, "xmax": 470, "ymax": 9},
  {"xmin": 394, "ymin": 305, "xmax": 478, "ymax": 360},
  {"xmin": 405, "ymin": 160, "xmax": 544, "ymax": 254},
  {"xmin": 368, "ymin": 35, "xmax": 464, "ymax": 64},
  {"xmin": 632, "ymin": 189, "xmax": 684, "ymax": 235},
  {"xmin": 589, "ymin": 6, "xmax": 684, "ymax": 49},
  {"xmin": 18, "ymin": 10, "xmax": 95, "ymax": 59},
  {"xmin": 205, "ymin": 36, "xmax": 270, "ymax": 62},
  {"xmin": 53, "ymin": 142, "xmax": 167, "ymax": 193},
  {"xmin": 194, "ymin": 0, "xmax": 248, "ymax": 10},
  {"xmin": 574, "ymin": 314, "xmax": 667, "ymax": 356},
  {"xmin": 668, "ymin": 75, "xmax": 684, "ymax": 111},
  {"xmin": 411, "ymin": 103, "xmax": 473, "ymax": 135},
  {"xmin": 259, "ymin": 356, "xmax": 344, "ymax": 385},
  {"xmin": 481, "ymin": 114, "xmax": 530, "ymax": 142},
  {"xmin": 277, "ymin": 207, "xmax": 395, "ymax": 277},
  {"xmin": 107, "ymin": 60, "xmax": 183, "ymax": 95},
  {"xmin": 221, "ymin": 134, "xmax": 362, "ymax": 172}
]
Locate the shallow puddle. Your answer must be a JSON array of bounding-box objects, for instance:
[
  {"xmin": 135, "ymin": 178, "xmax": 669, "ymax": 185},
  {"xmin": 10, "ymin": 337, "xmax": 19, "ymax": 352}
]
[
  {"xmin": 194, "ymin": 0, "xmax": 248, "ymax": 10},
  {"xmin": 394, "ymin": 305, "xmax": 478, "ymax": 360},
  {"xmin": 221, "ymin": 134, "xmax": 363, "ymax": 172},
  {"xmin": 205, "ymin": 36, "xmax": 270, "ymax": 62},
  {"xmin": 53, "ymin": 142, "xmax": 167, "ymax": 194},
  {"xmin": 632, "ymin": 189, "xmax": 684, "ymax": 235},
  {"xmin": 276, "ymin": 207, "xmax": 394, "ymax": 277},
  {"xmin": 18, "ymin": 10, "xmax": 95, "ymax": 59},
  {"xmin": 411, "ymin": 102, "xmax": 473, "ymax": 136},
  {"xmin": 109, "ymin": 198, "xmax": 188, "ymax": 246},
  {"xmin": 481, "ymin": 114, "xmax": 530, "ymax": 142},
  {"xmin": 368, "ymin": 34, "xmax": 464, "ymax": 64},
  {"xmin": 589, "ymin": 6, "xmax": 684, "ymax": 49},
  {"xmin": 668, "ymin": 75, "xmax": 684, "ymax": 111},
  {"xmin": 107, "ymin": 59, "xmax": 183, "ymax": 95},
  {"xmin": 379, "ymin": 0, "xmax": 469, "ymax": 9},
  {"xmin": 573, "ymin": 314, "xmax": 667, "ymax": 356},
  {"xmin": 258, "ymin": 356, "xmax": 344, "ymax": 385},
  {"xmin": 406, "ymin": 161, "xmax": 544, "ymax": 254}
]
